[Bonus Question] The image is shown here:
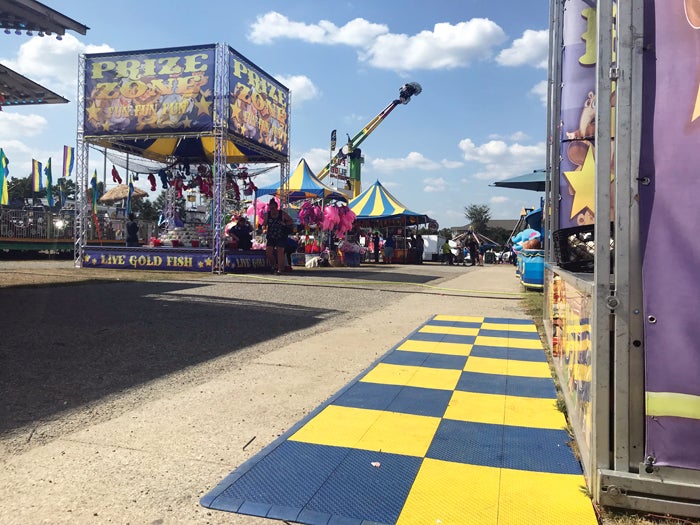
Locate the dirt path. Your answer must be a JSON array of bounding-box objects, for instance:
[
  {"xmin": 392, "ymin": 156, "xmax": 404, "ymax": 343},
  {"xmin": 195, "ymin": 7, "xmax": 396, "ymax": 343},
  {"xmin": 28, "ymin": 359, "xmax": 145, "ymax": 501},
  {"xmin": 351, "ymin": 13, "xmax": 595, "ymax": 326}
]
[{"xmin": 0, "ymin": 261, "xmax": 525, "ymax": 524}]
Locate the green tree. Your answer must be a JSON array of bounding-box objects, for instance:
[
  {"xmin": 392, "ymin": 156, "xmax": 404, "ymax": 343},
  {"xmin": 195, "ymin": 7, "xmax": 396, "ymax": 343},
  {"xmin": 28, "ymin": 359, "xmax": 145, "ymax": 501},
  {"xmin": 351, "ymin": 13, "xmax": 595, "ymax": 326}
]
[
  {"xmin": 438, "ymin": 227, "xmax": 452, "ymax": 240},
  {"xmin": 486, "ymin": 226, "xmax": 510, "ymax": 246},
  {"xmin": 7, "ymin": 175, "xmax": 33, "ymax": 203},
  {"xmin": 464, "ymin": 204, "xmax": 491, "ymax": 234}
]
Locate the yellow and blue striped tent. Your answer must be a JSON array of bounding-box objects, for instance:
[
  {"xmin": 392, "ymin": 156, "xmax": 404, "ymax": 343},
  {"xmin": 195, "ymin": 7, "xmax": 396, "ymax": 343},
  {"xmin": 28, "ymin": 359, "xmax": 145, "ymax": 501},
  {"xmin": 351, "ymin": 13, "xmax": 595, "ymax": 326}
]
[
  {"xmin": 255, "ymin": 158, "xmax": 347, "ymax": 202},
  {"xmin": 348, "ymin": 179, "xmax": 430, "ymax": 223}
]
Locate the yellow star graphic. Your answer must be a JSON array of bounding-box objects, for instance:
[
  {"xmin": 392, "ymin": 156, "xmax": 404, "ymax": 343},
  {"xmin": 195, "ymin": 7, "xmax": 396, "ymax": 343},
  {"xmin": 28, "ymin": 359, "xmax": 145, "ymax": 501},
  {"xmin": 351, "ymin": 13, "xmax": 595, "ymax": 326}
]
[
  {"xmin": 84, "ymin": 254, "xmax": 91, "ymax": 263},
  {"xmin": 231, "ymin": 102, "xmax": 241, "ymax": 121},
  {"xmin": 182, "ymin": 115, "xmax": 192, "ymax": 128},
  {"xmin": 564, "ymin": 145, "xmax": 596, "ymax": 220},
  {"xmin": 86, "ymin": 102, "xmax": 100, "ymax": 122},
  {"xmin": 205, "ymin": 257, "xmax": 212, "ymax": 267},
  {"xmin": 198, "ymin": 261, "xmax": 204, "ymax": 269},
  {"xmin": 194, "ymin": 95, "xmax": 211, "ymax": 116}
]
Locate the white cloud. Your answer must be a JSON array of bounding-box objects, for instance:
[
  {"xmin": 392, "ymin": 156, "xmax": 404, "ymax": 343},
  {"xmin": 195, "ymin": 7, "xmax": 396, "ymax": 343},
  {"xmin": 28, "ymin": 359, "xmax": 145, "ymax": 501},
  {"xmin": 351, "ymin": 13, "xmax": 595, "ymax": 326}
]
[
  {"xmin": 363, "ymin": 20, "xmax": 507, "ymax": 71},
  {"xmin": 249, "ymin": 12, "xmax": 388, "ymax": 46},
  {"xmin": 2, "ymin": 34, "xmax": 113, "ymax": 98},
  {"xmin": 371, "ymin": 151, "xmax": 462, "ymax": 172},
  {"xmin": 530, "ymin": 80, "xmax": 548, "ymax": 106},
  {"xmin": 274, "ymin": 74, "xmax": 319, "ymax": 105},
  {"xmin": 0, "ymin": 112, "xmax": 48, "ymax": 138},
  {"xmin": 248, "ymin": 12, "xmax": 506, "ymax": 72},
  {"xmin": 372, "ymin": 151, "xmax": 439, "ymax": 171},
  {"xmin": 299, "ymin": 147, "xmax": 332, "ymax": 175},
  {"xmin": 496, "ymin": 29, "xmax": 549, "ymax": 69},
  {"xmin": 490, "ymin": 196, "xmax": 510, "ymax": 204},
  {"xmin": 458, "ymin": 137, "xmax": 545, "ymax": 181},
  {"xmin": 423, "ymin": 177, "xmax": 447, "ymax": 193}
]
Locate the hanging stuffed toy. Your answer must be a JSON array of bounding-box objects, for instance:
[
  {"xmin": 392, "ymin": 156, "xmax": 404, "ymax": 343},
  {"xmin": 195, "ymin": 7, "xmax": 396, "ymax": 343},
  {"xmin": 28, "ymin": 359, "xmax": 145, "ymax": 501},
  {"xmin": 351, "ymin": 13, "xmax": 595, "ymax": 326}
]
[
  {"xmin": 111, "ymin": 165, "xmax": 122, "ymax": 184},
  {"xmin": 158, "ymin": 168, "xmax": 169, "ymax": 189},
  {"xmin": 147, "ymin": 173, "xmax": 157, "ymax": 192}
]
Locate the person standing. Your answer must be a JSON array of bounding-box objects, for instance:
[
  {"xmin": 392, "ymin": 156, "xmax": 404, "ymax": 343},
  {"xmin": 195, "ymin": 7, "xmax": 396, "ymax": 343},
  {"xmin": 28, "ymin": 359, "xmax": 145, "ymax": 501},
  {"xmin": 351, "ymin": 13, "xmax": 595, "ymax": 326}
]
[
  {"xmin": 415, "ymin": 234, "xmax": 424, "ymax": 264},
  {"xmin": 125, "ymin": 213, "xmax": 139, "ymax": 247},
  {"xmin": 468, "ymin": 236, "xmax": 478, "ymax": 266},
  {"xmin": 383, "ymin": 232, "xmax": 395, "ymax": 264},
  {"xmin": 372, "ymin": 231, "xmax": 381, "ymax": 263},
  {"xmin": 231, "ymin": 217, "xmax": 253, "ymax": 250},
  {"xmin": 441, "ymin": 239, "xmax": 454, "ymax": 265},
  {"xmin": 262, "ymin": 199, "xmax": 293, "ymax": 274}
]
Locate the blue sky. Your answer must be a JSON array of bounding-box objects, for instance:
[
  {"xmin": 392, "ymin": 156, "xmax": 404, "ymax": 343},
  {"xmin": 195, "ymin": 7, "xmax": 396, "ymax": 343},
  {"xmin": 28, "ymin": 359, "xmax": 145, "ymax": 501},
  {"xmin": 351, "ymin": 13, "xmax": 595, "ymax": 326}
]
[{"xmin": 0, "ymin": 0, "xmax": 549, "ymax": 229}]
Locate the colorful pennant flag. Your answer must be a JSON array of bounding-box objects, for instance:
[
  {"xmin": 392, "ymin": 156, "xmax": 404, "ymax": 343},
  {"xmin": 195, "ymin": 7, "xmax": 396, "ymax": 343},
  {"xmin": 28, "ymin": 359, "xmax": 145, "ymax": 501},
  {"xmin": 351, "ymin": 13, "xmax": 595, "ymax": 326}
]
[
  {"xmin": 90, "ymin": 169, "xmax": 98, "ymax": 214},
  {"xmin": 62, "ymin": 145, "xmax": 74, "ymax": 178},
  {"xmin": 32, "ymin": 159, "xmax": 43, "ymax": 192},
  {"xmin": 44, "ymin": 157, "xmax": 54, "ymax": 207},
  {"xmin": 0, "ymin": 149, "xmax": 9, "ymax": 206}
]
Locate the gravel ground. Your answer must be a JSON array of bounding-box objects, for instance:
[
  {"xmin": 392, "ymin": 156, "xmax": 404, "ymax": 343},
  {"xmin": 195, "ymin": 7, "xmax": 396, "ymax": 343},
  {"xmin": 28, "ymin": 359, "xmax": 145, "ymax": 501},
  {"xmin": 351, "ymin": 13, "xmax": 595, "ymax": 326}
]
[{"xmin": 0, "ymin": 259, "xmax": 526, "ymax": 524}]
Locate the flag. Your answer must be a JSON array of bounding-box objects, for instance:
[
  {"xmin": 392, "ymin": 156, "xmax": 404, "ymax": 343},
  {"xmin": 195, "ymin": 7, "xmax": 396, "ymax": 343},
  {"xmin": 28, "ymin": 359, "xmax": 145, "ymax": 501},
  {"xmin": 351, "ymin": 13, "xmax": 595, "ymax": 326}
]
[
  {"xmin": 330, "ymin": 129, "xmax": 337, "ymax": 151},
  {"xmin": 44, "ymin": 157, "xmax": 54, "ymax": 207},
  {"xmin": 126, "ymin": 180, "xmax": 134, "ymax": 216},
  {"xmin": 62, "ymin": 145, "xmax": 74, "ymax": 178},
  {"xmin": 32, "ymin": 159, "xmax": 43, "ymax": 192},
  {"xmin": 90, "ymin": 169, "xmax": 98, "ymax": 214},
  {"xmin": 0, "ymin": 149, "xmax": 8, "ymax": 205}
]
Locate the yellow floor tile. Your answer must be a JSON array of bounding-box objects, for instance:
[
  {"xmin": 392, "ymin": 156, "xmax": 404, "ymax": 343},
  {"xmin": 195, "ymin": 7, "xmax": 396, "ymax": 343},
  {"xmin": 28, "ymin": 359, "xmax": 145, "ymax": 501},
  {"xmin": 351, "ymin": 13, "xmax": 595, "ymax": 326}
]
[
  {"xmin": 433, "ymin": 314, "xmax": 485, "ymax": 323},
  {"xmin": 475, "ymin": 335, "xmax": 543, "ymax": 349},
  {"xmin": 481, "ymin": 322, "xmax": 538, "ymax": 333},
  {"xmin": 361, "ymin": 362, "xmax": 462, "ymax": 390},
  {"xmin": 397, "ymin": 339, "xmax": 472, "ymax": 356},
  {"xmin": 397, "ymin": 459, "xmax": 500, "ymax": 525},
  {"xmin": 465, "ymin": 356, "xmax": 552, "ymax": 378},
  {"xmin": 504, "ymin": 396, "xmax": 568, "ymax": 429},
  {"xmin": 443, "ymin": 390, "xmax": 506, "ymax": 425},
  {"xmin": 420, "ymin": 324, "xmax": 481, "ymax": 336},
  {"xmin": 498, "ymin": 468, "xmax": 597, "ymax": 525},
  {"xmin": 289, "ymin": 405, "xmax": 440, "ymax": 457}
]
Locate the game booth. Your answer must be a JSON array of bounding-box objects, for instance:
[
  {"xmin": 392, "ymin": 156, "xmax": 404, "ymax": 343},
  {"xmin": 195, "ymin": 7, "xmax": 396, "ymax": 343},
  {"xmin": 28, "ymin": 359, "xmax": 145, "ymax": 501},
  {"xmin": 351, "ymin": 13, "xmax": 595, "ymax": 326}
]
[
  {"xmin": 347, "ymin": 180, "xmax": 436, "ymax": 263},
  {"xmin": 544, "ymin": 0, "xmax": 700, "ymax": 518},
  {"xmin": 74, "ymin": 43, "xmax": 290, "ymax": 273}
]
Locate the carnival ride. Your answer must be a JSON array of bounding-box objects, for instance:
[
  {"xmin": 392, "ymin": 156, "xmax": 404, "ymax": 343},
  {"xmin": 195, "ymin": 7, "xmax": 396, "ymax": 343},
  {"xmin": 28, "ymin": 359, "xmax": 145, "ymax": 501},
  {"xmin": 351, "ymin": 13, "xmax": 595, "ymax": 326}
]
[{"xmin": 316, "ymin": 82, "xmax": 422, "ymax": 198}]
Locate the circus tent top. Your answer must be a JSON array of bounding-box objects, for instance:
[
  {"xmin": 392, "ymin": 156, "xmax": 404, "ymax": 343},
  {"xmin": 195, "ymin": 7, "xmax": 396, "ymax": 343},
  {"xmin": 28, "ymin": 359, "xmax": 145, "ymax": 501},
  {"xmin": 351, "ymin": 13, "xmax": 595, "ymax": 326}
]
[
  {"xmin": 347, "ymin": 180, "xmax": 432, "ymax": 224},
  {"xmin": 255, "ymin": 158, "xmax": 347, "ymax": 202}
]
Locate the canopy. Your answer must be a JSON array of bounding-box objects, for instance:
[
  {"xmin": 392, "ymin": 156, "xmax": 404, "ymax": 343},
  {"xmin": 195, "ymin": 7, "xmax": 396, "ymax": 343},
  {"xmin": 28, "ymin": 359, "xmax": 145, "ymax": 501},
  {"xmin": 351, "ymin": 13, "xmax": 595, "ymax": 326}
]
[
  {"xmin": 255, "ymin": 158, "xmax": 347, "ymax": 202},
  {"xmin": 348, "ymin": 180, "xmax": 430, "ymax": 223},
  {"xmin": 90, "ymin": 136, "xmax": 282, "ymax": 165},
  {"xmin": 99, "ymin": 184, "xmax": 148, "ymax": 204},
  {"xmin": 490, "ymin": 169, "xmax": 546, "ymax": 192}
]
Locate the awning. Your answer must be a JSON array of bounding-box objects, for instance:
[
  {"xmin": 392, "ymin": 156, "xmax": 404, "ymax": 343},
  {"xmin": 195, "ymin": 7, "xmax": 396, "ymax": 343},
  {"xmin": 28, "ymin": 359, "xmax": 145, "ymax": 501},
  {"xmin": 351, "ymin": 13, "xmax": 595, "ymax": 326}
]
[{"xmin": 490, "ymin": 169, "xmax": 546, "ymax": 192}]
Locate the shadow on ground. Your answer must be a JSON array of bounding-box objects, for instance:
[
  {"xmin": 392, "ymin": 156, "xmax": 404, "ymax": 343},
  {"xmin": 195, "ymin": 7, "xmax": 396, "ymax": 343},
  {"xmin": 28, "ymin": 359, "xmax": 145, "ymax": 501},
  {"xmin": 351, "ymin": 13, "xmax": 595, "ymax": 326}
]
[{"xmin": 0, "ymin": 280, "xmax": 336, "ymax": 434}]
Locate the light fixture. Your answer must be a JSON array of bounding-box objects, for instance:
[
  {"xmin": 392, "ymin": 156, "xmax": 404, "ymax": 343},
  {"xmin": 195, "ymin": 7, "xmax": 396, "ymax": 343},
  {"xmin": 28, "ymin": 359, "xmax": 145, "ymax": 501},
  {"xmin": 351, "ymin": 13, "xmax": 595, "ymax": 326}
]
[
  {"xmin": 56, "ymin": 35, "xmax": 62, "ymax": 40},
  {"xmin": 26, "ymin": 31, "xmax": 32, "ymax": 36},
  {"xmin": 37, "ymin": 31, "xmax": 43, "ymax": 37},
  {"xmin": 14, "ymin": 30, "xmax": 21, "ymax": 35},
  {"xmin": 4, "ymin": 29, "xmax": 10, "ymax": 35}
]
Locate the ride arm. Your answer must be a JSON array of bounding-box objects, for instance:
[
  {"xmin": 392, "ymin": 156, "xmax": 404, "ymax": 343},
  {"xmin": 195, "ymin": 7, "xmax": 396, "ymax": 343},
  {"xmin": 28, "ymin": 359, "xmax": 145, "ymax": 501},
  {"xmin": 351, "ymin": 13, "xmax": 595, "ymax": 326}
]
[{"xmin": 316, "ymin": 82, "xmax": 422, "ymax": 181}]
